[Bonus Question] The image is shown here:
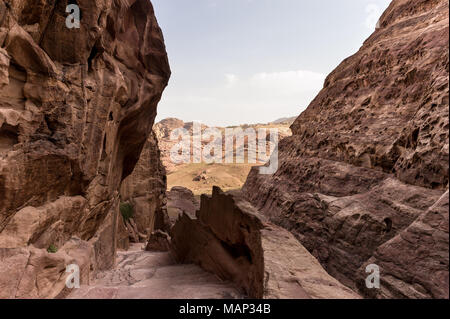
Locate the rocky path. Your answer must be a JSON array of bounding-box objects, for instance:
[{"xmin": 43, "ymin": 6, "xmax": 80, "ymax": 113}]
[{"xmin": 68, "ymin": 244, "xmax": 243, "ymax": 299}]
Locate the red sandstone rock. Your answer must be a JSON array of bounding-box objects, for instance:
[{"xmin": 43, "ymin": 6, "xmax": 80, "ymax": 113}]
[
  {"xmin": 120, "ymin": 131, "xmax": 170, "ymax": 236},
  {"xmin": 243, "ymin": 0, "xmax": 449, "ymax": 298},
  {"xmin": 171, "ymin": 187, "xmax": 360, "ymax": 299},
  {"xmin": 145, "ymin": 230, "xmax": 170, "ymax": 252},
  {"xmin": 0, "ymin": 0, "xmax": 170, "ymax": 298},
  {"xmin": 358, "ymin": 190, "xmax": 449, "ymax": 299},
  {"xmin": 167, "ymin": 186, "xmax": 200, "ymax": 222},
  {"xmin": 153, "ymin": 118, "xmax": 293, "ymax": 174}
]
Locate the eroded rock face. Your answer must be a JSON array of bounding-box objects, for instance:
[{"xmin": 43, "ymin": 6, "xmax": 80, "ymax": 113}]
[
  {"xmin": 120, "ymin": 131, "xmax": 170, "ymax": 237},
  {"xmin": 153, "ymin": 118, "xmax": 209, "ymax": 174},
  {"xmin": 167, "ymin": 186, "xmax": 200, "ymax": 222},
  {"xmin": 243, "ymin": 0, "xmax": 449, "ymax": 298},
  {"xmin": 0, "ymin": 237, "xmax": 92, "ymax": 299},
  {"xmin": 171, "ymin": 187, "xmax": 360, "ymax": 299},
  {"xmin": 0, "ymin": 0, "xmax": 170, "ymax": 298},
  {"xmin": 145, "ymin": 230, "xmax": 170, "ymax": 252},
  {"xmin": 153, "ymin": 117, "xmax": 293, "ymax": 174},
  {"xmin": 358, "ymin": 190, "xmax": 449, "ymax": 299}
]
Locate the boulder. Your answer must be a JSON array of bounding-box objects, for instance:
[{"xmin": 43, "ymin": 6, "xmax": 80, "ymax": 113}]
[
  {"xmin": 145, "ymin": 230, "xmax": 171, "ymax": 252},
  {"xmin": 167, "ymin": 186, "xmax": 200, "ymax": 222},
  {"xmin": 171, "ymin": 187, "xmax": 360, "ymax": 299}
]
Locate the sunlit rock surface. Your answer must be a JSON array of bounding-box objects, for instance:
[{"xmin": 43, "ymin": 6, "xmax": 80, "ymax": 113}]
[{"xmin": 243, "ymin": 0, "xmax": 449, "ymax": 298}]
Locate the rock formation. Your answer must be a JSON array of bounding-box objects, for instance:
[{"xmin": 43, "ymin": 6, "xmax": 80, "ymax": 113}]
[
  {"xmin": 171, "ymin": 187, "xmax": 360, "ymax": 299},
  {"xmin": 0, "ymin": 0, "xmax": 170, "ymax": 298},
  {"xmin": 120, "ymin": 130, "xmax": 170, "ymax": 243},
  {"xmin": 155, "ymin": 117, "xmax": 293, "ymax": 196},
  {"xmin": 358, "ymin": 190, "xmax": 449, "ymax": 299},
  {"xmin": 145, "ymin": 230, "xmax": 170, "ymax": 252},
  {"xmin": 1, "ymin": 0, "xmax": 447, "ymax": 301},
  {"xmin": 153, "ymin": 117, "xmax": 293, "ymax": 174},
  {"xmin": 167, "ymin": 186, "xmax": 200, "ymax": 222},
  {"xmin": 153, "ymin": 118, "xmax": 187, "ymax": 173},
  {"xmin": 242, "ymin": 0, "xmax": 449, "ymax": 298}
]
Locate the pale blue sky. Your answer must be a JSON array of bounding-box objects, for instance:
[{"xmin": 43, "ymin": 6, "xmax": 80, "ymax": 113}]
[{"xmin": 152, "ymin": 0, "xmax": 391, "ymax": 126}]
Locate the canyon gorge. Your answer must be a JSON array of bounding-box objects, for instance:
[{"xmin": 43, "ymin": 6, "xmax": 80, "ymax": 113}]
[{"xmin": 0, "ymin": 0, "xmax": 449, "ymax": 300}]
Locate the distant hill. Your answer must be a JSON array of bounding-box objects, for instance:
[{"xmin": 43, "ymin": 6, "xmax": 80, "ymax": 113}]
[
  {"xmin": 153, "ymin": 117, "xmax": 292, "ymax": 194},
  {"xmin": 270, "ymin": 116, "xmax": 297, "ymax": 125}
]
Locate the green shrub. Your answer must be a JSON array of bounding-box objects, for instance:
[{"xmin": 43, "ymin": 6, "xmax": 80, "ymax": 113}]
[
  {"xmin": 120, "ymin": 202, "xmax": 134, "ymax": 221},
  {"xmin": 47, "ymin": 244, "xmax": 58, "ymax": 254}
]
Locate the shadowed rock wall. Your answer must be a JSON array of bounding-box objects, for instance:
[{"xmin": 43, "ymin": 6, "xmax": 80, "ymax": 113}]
[
  {"xmin": 171, "ymin": 187, "xmax": 361, "ymax": 299},
  {"xmin": 0, "ymin": 0, "xmax": 170, "ymax": 298},
  {"xmin": 119, "ymin": 130, "xmax": 170, "ymax": 245}
]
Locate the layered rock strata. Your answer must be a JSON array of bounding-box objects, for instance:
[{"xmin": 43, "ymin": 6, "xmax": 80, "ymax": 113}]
[
  {"xmin": 171, "ymin": 187, "xmax": 360, "ymax": 299},
  {"xmin": 120, "ymin": 130, "xmax": 170, "ymax": 243},
  {"xmin": 0, "ymin": 0, "xmax": 170, "ymax": 298},
  {"xmin": 243, "ymin": 0, "xmax": 449, "ymax": 298}
]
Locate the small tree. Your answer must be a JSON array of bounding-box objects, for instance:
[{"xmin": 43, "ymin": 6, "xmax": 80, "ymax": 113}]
[
  {"xmin": 47, "ymin": 244, "xmax": 58, "ymax": 253},
  {"xmin": 120, "ymin": 202, "xmax": 134, "ymax": 221}
]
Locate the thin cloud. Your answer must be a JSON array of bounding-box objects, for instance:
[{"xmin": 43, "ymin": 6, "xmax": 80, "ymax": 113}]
[{"xmin": 158, "ymin": 69, "xmax": 325, "ymax": 127}]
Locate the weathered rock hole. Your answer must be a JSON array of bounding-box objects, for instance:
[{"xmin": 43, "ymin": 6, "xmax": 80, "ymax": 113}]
[
  {"xmin": 220, "ymin": 241, "xmax": 253, "ymax": 264},
  {"xmin": 87, "ymin": 46, "xmax": 99, "ymax": 72},
  {"xmin": 430, "ymin": 182, "xmax": 440, "ymax": 190},
  {"xmin": 0, "ymin": 123, "xmax": 19, "ymax": 153},
  {"xmin": 101, "ymin": 135, "xmax": 107, "ymax": 161},
  {"xmin": 106, "ymin": 15, "xmax": 116, "ymax": 38},
  {"xmin": 44, "ymin": 114, "xmax": 58, "ymax": 134},
  {"xmin": 411, "ymin": 128, "xmax": 420, "ymax": 146},
  {"xmin": 383, "ymin": 218, "xmax": 392, "ymax": 233}
]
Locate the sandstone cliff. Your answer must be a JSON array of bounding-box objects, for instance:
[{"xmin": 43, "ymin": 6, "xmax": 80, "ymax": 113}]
[
  {"xmin": 119, "ymin": 130, "xmax": 170, "ymax": 246},
  {"xmin": 0, "ymin": 0, "xmax": 169, "ymax": 298},
  {"xmin": 243, "ymin": 0, "xmax": 449, "ymax": 298}
]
